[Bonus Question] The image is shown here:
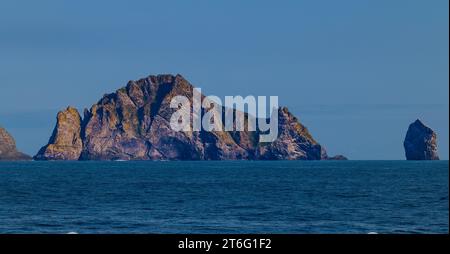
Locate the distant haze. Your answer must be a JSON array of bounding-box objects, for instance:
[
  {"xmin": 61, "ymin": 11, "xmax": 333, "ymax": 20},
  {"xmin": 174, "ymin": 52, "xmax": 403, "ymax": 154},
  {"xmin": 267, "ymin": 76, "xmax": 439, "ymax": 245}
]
[{"xmin": 0, "ymin": 0, "xmax": 448, "ymax": 159}]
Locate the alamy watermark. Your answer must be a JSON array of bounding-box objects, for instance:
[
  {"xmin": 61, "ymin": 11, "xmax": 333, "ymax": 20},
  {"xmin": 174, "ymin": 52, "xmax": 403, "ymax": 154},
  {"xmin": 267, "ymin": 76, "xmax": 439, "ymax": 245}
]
[{"xmin": 169, "ymin": 88, "xmax": 279, "ymax": 142}]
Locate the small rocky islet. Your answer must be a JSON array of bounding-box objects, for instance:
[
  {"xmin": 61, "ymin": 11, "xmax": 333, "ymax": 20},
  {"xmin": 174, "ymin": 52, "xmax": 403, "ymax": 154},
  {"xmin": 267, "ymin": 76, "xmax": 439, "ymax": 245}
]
[{"xmin": 404, "ymin": 119, "xmax": 440, "ymax": 160}]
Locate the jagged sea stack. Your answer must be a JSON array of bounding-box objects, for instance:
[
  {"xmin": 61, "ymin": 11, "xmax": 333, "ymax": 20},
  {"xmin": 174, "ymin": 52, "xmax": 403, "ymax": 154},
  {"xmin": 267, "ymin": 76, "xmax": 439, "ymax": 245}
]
[
  {"xmin": 403, "ymin": 119, "xmax": 439, "ymax": 160},
  {"xmin": 0, "ymin": 126, "xmax": 31, "ymax": 161},
  {"xmin": 33, "ymin": 107, "xmax": 83, "ymax": 160}
]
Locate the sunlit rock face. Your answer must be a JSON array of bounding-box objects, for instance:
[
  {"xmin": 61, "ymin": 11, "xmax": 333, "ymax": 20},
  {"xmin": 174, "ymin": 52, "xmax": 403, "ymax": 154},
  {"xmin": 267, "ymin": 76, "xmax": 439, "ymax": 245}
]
[{"xmin": 34, "ymin": 107, "xmax": 83, "ymax": 161}]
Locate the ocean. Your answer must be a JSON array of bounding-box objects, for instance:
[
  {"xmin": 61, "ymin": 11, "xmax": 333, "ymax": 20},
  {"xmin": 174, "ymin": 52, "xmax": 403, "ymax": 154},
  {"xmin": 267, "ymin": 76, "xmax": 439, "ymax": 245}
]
[{"xmin": 0, "ymin": 161, "xmax": 448, "ymax": 234}]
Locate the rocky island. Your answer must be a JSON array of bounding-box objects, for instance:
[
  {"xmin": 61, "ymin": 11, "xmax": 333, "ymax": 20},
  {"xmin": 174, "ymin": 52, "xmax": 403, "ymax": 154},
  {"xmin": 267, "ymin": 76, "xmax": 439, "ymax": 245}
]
[
  {"xmin": 34, "ymin": 74, "xmax": 345, "ymax": 161},
  {"xmin": 404, "ymin": 119, "xmax": 439, "ymax": 160},
  {"xmin": 0, "ymin": 126, "xmax": 31, "ymax": 161}
]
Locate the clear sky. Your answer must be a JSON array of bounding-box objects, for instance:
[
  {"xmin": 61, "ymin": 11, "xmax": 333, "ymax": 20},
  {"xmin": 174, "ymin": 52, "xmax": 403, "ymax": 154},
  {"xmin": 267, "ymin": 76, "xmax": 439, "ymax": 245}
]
[{"xmin": 0, "ymin": 0, "xmax": 448, "ymax": 159}]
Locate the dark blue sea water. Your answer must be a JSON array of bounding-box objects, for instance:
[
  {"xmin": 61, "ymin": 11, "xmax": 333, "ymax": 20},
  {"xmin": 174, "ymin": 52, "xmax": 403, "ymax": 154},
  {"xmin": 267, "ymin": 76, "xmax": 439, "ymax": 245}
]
[{"xmin": 0, "ymin": 161, "xmax": 448, "ymax": 234}]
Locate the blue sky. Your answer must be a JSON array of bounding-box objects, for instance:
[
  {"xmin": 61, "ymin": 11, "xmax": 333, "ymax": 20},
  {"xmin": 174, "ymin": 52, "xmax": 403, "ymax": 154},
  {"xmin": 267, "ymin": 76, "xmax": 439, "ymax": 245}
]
[{"xmin": 0, "ymin": 0, "xmax": 448, "ymax": 159}]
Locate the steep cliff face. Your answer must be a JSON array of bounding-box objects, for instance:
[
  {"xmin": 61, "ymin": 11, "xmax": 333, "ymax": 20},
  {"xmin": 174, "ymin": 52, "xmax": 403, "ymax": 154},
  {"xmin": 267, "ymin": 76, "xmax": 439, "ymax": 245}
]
[
  {"xmin": 404, "ymin": 119, "xmax": 439, "ymax": 160},
  {"xmin": 34, "ymin": 107, "xmax": 83, "ymax": 160},
  {"xmin": 0, "ymin": 127, "xmax": 31, "ymax": 161},
  {"xmin": 78, "ymin": 74, "xmax": 249, "ymax": 160},
  {"xmin": 35, "ymin": 74, "xmax": 341, "ymax": 161}
]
